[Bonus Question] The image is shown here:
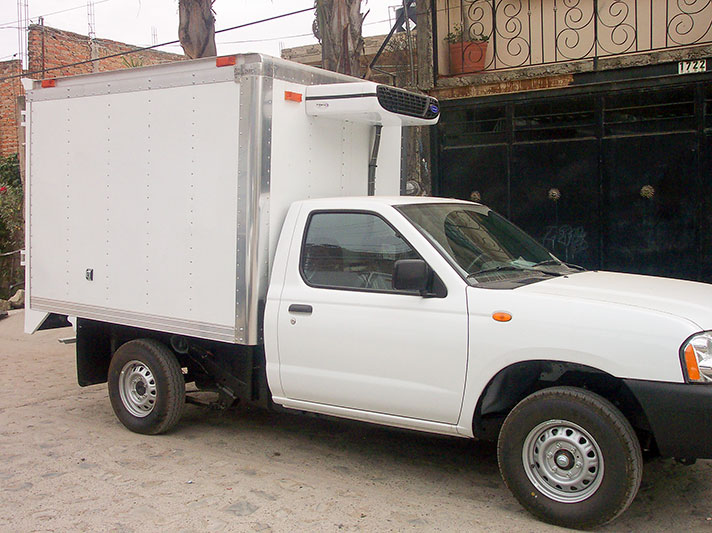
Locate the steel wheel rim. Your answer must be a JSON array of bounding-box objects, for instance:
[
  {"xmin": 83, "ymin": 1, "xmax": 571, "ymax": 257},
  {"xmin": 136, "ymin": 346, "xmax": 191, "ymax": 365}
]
[
  {"xmin": 522, "ymin": 419, "xmax": 604, "ymax": 503},
  {"xmin": 118, "ymin": 360, "xmax": 157, "ymax": 418}
]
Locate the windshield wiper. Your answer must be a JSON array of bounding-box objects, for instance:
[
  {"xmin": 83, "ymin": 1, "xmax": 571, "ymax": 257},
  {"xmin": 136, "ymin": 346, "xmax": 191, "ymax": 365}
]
[
  {"xmin": 467, "ymin": 264, "xmax": 558, "ymax": 279},
  {"xmin": 533, "ymin": 259, "xmax": 586, "ymax": 271},
  {"xmin": 467, "ymin": 265, "xmax": 522, "ymax": 279}
]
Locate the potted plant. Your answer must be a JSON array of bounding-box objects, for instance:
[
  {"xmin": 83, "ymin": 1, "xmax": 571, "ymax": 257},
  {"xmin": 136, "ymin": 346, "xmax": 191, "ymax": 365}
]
[{"xmin": 445, "ymin": 23, "xmax": 489, "ymax": 74}]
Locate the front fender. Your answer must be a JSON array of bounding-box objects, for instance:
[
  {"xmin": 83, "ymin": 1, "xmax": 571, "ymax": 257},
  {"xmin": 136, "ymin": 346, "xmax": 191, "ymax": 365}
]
[{"xmin": 456, "ymin": 285, "xmax": 696, "ymax": 435}]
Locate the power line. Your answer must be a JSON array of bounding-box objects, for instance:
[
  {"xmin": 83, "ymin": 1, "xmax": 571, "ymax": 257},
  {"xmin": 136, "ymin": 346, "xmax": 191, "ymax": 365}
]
[
  {"xmin": 219, "ymin": 33, "xmax": 313, "ymax": 45},
  {"xmin": 211, "ymin": 17, "xmax": 392, "ymax": 46},
  {"xmin": 0, "ymin": 6, "xmax": 316, "ymax": 83},
  {"xmin": 148, "ymin": 16, "xmax": 392, "ymax": 49},
  {"xmin": 0, "ymin": 0, "xmax": 112, "ymax": 29}
]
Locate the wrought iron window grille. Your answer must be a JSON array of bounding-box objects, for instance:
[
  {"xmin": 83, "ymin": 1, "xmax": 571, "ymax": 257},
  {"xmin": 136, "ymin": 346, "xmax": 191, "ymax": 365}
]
[{"xmin": 437, "ymin": 0, "xmax": 712, "ymax": 75}]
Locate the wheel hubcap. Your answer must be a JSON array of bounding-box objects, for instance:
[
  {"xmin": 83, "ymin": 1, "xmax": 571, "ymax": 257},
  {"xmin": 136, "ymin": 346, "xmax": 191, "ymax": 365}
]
[
  {"xmin": 522, "ymin": 419, "xmax": 604, "ymax": 503},
  {"xmin": 555, "ymin": 449, "xmax": 575, "ymax": 469},
  {"xmin": 118, "ymin": 360, "xmax": 157, "ymax": 417}
]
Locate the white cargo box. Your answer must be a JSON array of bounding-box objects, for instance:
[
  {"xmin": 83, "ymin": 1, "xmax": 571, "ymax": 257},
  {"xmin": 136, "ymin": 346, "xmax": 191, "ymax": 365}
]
[{"xmin": 24, "ymin": 54, "xmax": 435, "ymax": 344}]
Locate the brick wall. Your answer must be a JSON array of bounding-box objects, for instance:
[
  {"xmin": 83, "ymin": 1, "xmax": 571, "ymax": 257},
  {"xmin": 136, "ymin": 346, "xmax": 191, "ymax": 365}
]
[
  {"xmin": 0, "ymin": 25, "xmax": 184, "ymax": 158},
  {"xmin": 0, "ymin": 60, "xmax": 23, "ymax": 158},
  {"xmin": 27, "ymin": 25, "xmax": 184, "ymax": 79}
]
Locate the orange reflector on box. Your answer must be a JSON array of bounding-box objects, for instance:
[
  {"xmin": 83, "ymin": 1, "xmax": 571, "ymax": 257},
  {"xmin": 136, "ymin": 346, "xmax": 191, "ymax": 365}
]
[
  {"xmin": 41, "ymin": 79, "xmax": 56, "ymax": 88},
  {"xmin": 685, "ymin": 344, "xmax": 701, "ymax": 381},
  {"xmin": 216, "ymin": 55, "xmax": 236, "ymax": 67},
  {"xmin": 284, "ymin": 91, "xmax": 303, "ymax": 103},
  {"xmin": 492, "ymin": 312, "xmax": 512, "ymax": 322}
]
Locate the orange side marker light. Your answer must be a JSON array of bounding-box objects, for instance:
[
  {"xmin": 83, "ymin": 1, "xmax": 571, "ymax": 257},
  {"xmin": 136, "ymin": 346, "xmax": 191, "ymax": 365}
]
[
  {"xmin": 284, "ymin": 91, "xmax": 303, "ymax": 103},
  {"xmin": 492, "ymin": 312, "xmax": 512, "ymax": 322},
  {"xmin": 41, "ymin": 79, "xmax": 56, "ymax": 88},
  {"xmin": 685, "ymin": 344, "xmax": 701, "ymax": 381},
  {"xmin": 216, "ymin": 55, "xmax": 236, "ymax": 67}
]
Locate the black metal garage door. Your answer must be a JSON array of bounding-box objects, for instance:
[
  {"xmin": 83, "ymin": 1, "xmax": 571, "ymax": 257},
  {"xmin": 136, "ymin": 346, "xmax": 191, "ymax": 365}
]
[{"xmin": 435, "ymin": 78, "xmax": 712, "ymax": 282}]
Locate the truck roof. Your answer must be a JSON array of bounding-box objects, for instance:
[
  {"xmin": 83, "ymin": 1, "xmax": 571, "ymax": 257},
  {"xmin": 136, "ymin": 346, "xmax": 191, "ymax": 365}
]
[
  {"xmin": 292, "ymin": 196, "xmax": 474, "ymax": 209},
  {"xmin": 25, "ymin": 53, "xmax": 363, "ymax": 101}
]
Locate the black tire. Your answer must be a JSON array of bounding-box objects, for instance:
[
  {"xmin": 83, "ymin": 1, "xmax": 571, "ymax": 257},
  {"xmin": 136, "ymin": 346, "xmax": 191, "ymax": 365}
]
[
  {"xmin": 497, "ymin": 386, "xmax": 642, "ymax": 530},
  {"xmin": 107, "ymin": 339, "xmax": 185, "ymax": 435}
]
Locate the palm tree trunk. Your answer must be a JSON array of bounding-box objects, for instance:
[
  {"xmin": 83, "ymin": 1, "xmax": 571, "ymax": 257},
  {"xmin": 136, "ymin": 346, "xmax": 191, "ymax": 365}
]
[
  {"xmin": 178, "ymin": 0, "xmax": 217, "ymax": 59},
  {"xmin": 316, "ymin": 0, "xmax": 364, "ymax": 76}
]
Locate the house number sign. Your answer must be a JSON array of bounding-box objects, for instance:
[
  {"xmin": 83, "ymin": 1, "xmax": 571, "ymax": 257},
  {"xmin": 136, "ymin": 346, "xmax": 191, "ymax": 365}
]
[{"xmin": 678, "ymin": 60, "xmax": 707, "ymax": 75}]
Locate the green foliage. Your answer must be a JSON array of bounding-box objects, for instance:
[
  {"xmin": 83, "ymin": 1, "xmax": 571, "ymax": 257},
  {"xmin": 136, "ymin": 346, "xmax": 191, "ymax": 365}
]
[
  {"xmin": 121, "ymin": 55, "xmax": 145, "ymax": 69},
  {"xmin": 0, "ymin": 153, "xmax": 21, "ymax": 188},
  {"xmin": 444, "ymin": 23, "xmax": 488, "ymax": 44},
  {"xmin": 0, "ymin": 153, "xmax": 23, "ymax": 250},
  {"xmin": 0, "ymin": 184, "xmax": 23, "ymax": 251},
  {"xmin": 0, "ymin": 154, "xmax": 23, "ymax": 298}
]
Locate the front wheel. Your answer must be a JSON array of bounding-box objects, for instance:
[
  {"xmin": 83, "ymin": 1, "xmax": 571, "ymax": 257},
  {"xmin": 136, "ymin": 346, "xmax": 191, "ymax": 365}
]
[
  {"xmin": 108, "ymin": 339, "xmax": 185, "ymax": 435},
  {"xmin": 497, "ymin": 386, "xmax": 642, "ymax": 529}
]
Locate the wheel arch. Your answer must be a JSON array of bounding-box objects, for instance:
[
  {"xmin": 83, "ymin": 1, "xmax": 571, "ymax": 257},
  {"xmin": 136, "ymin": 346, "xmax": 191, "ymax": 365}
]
[
  {"xmin": 76, "ymin": 318, "xmax": 190, "ymax": 387},
  {"xmin": 472, "ymin": 360, "xmax": 653, "ymax": 449}
]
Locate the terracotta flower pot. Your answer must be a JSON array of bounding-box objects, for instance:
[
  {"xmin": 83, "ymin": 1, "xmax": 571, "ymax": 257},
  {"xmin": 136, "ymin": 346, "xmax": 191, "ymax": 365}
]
[{"xmin": 449, "ymin": 41, "xmax": 488, "ymax": 74}]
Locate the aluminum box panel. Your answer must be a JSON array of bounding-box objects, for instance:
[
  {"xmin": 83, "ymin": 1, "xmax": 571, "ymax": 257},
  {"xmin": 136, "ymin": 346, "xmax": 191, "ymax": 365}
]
[
  {"xmin": 26, "ymin": 54, "xmax": 405, "ymax": 344},
  {"xmin": 29, "ymin": 81, "xmax": 240, "ymax": 340}
]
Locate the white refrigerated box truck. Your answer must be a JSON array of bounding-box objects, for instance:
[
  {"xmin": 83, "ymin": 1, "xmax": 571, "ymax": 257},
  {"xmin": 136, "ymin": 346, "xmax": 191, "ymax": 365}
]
[{"xmin": 23, "ymin": 54, "xmax": 712, "ymax": 529}]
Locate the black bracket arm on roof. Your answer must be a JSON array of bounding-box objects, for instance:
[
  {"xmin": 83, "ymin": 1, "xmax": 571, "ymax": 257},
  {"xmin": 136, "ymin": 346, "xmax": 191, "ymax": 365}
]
[{"xmin": 364, "ymin": 0, "xmax": 416, "ymax": 79}]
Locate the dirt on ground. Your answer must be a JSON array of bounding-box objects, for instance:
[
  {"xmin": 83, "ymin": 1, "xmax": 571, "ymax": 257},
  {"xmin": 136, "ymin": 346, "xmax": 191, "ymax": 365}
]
[{"xmin": 2, "ymin": 309, "xmax": 712, "ymax": 532}]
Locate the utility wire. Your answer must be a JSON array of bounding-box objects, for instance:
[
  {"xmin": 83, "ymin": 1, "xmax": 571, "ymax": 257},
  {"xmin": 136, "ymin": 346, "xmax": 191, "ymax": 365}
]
[
  {"xmin": 0, "ymin": 0, "xmax": 112, "ymax": 29},
  {"xmin": 216, "ymin": 16, "xmax": 392, "ymax": 45},
  {"xmin": 0, "ymin": 6, "xmax": 316, "ymax": 83},
  {"xmin": 218, "ymin": 33, "xmax": 313, "ymax": 45},
  {"xmin": 151, "ymin": 16, "xmax": 392, "ymax": 48}
]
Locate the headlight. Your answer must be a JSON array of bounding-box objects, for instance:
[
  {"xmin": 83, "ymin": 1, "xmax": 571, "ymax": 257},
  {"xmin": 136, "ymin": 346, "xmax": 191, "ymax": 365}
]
[{"xmin": 682, "ymin": 332, "xmax": 712, "ymax": 383}]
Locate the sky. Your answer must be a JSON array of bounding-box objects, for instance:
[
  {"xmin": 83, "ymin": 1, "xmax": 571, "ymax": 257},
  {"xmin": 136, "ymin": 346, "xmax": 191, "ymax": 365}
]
[{"xmin": 0, "ymin": 0, "xmax": 400, "ymax": 66}]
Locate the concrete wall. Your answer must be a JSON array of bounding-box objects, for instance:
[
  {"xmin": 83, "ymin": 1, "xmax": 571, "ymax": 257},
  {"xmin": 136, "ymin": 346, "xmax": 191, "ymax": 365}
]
[{"xmin": 282, "ymin": 33, "xmax": 419, "ymax": 86}]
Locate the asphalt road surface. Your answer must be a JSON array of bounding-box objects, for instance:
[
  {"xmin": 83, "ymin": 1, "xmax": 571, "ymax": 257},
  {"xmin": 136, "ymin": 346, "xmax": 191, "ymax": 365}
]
[{"xmin": 2, "ymin": 309, "xmax": 712, "ymax": 532}]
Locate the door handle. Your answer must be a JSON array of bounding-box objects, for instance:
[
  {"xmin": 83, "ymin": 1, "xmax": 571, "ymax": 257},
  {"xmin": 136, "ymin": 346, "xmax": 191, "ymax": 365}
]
[{"xmin": 288, "ymin": 304, "xmax": 313, "ymax": 314}]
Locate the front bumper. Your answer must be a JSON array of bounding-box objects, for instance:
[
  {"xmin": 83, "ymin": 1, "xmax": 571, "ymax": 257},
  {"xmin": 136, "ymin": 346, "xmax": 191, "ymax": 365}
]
[{"xmin": 625, "ymin": 379, "xmax": 712, "ymax": 459}]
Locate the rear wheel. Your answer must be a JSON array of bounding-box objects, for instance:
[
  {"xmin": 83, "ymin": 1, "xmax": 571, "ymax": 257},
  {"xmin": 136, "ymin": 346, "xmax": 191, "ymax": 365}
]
[
  {"xmin": 497, "ymin": 386, "xmax": 642, "ymax": 529},
  {"xmin": 108, "ymin": 339, "xmax": 185, "ymax": 434}
]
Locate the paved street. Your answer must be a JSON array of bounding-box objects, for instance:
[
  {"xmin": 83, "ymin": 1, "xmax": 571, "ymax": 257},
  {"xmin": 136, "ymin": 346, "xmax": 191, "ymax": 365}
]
[{"xmin": 2, "ymin": 309, "xmax": 712, "ymax": 532}]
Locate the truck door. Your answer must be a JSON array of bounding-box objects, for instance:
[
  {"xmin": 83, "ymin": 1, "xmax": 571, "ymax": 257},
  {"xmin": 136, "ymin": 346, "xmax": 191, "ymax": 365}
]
[{"xmin": 274, "ymin": 210, "xmax": 468, "ymax": 424}]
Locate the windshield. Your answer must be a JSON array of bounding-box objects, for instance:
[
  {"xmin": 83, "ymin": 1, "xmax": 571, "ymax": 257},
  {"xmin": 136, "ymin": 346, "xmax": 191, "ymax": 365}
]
[{"xmin": 396, "ymin": 203, "xmax": 583, "ymax": 287}]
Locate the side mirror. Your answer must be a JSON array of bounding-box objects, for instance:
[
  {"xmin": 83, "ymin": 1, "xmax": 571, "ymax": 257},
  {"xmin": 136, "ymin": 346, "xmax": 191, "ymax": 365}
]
[{"xmin": 393, "ymin": 259, "xmax": 430, "ymax": 294}]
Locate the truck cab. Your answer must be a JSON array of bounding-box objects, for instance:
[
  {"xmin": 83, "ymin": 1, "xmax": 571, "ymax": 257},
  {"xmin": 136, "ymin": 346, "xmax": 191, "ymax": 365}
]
[{"xmin": 264, "ymin": 195, "xmax": 712, "ymax": 528}]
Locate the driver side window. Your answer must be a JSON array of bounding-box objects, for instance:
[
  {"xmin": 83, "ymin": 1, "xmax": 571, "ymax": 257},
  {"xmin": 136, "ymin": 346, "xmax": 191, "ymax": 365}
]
[{"xmin": 301, "ymin": 211, "xmax": 419, "ymax": 292}]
